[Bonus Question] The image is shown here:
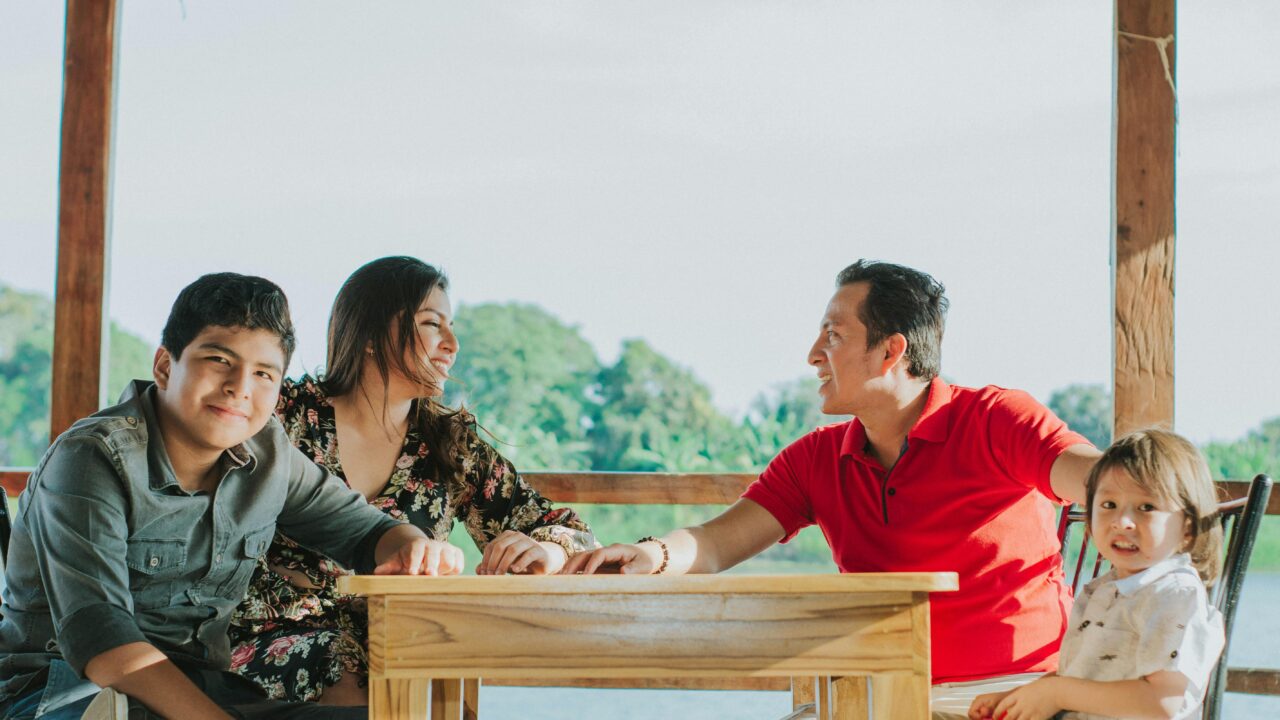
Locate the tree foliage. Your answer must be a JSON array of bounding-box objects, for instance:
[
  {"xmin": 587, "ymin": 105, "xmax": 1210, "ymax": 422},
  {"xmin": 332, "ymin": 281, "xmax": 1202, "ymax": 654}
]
[
  {"xmin": 0, "ymin": 285, "xmax": 154, "ymax": 465},
  {"xmin": 1047, "ymin": 383, "xmax": 1113, "ymax": 450},
  {"xmin": 3, "ymin": 288, "xmax": 1277, "ymax": 570},
  {"xmin": 445, "ymin": 303, "xmax": 600, "ymax": 470}
]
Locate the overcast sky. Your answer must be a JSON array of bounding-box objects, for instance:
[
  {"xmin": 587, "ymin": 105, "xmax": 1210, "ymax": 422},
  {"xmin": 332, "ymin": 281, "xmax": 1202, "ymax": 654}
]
[{"xmin": 2, "ymin": 1, "xmax": 1278, "ymax": 444}]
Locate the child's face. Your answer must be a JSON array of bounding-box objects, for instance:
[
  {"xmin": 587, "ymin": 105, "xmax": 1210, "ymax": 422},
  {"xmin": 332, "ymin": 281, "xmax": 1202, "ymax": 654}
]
[
  {"xmin": 1090, "ymin": 468, "xmax": 1191, "ymax": 578},
  {"xmin": 153, "ymin": 325, "xmax": 287, "ymax": 460}
]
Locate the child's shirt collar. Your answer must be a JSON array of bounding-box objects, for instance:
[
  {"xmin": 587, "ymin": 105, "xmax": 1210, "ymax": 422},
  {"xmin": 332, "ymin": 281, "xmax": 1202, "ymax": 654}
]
[{"xmin": 1110, "ymin": 552, "xmax": 1196, "ymax": 597}]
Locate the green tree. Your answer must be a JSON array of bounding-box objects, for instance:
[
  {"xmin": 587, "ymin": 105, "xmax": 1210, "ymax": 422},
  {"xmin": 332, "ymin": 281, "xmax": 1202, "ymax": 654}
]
[
  {"xmin": 1047, "ymin": 383, "xmax": 1112, "ymax": 449},
  {"xmin": 0, "ymin": 284, "xmax": 155, "ymax": 466},
  {"xmin": 740, "ymin": 377, "xmax": 845, "ymax": 468},
  {"xmin": 590, "ymin": 339, "xmax": 747, "ymax": 472},
  {"xmin": 1202, "ymin": 417, "xmax": 1280, "ymax": 481},
  {"xmin": 445, "ymin": 303, "xmax": 601, "ymax": 470}
]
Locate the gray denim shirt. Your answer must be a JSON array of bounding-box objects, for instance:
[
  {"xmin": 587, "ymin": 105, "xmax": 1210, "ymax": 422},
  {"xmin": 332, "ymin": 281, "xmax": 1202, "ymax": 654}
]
[{"xmin": 0, "ymin": 381, "xmax": 402, "ymax": 702}]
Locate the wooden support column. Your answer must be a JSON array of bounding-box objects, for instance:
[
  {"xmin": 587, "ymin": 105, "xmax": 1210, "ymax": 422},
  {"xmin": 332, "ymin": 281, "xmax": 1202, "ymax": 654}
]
[
  {"xmin": 51, "ymin": 0, "xmax": 120, "ymax": 440},
  {"xmin": 1112, "ymin": 0, "xmax": 1176, "ymax": 436}
]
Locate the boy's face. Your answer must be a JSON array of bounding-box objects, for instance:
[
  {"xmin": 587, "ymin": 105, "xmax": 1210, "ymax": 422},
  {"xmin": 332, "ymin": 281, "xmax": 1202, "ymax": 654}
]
[
  {"xmin": 153, "ymin": 325, "xmax": 287, "ymax": 459},
  {"xmin": 1090, "ymin": 468, "xmax": 1190, "ymax": 578}
]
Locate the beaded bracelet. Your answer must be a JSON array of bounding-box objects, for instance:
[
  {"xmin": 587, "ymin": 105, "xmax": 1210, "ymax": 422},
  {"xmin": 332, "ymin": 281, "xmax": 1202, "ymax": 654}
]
[{"xmin": 637, "ymin": 536, "xmax": 670, "ymax": 575}]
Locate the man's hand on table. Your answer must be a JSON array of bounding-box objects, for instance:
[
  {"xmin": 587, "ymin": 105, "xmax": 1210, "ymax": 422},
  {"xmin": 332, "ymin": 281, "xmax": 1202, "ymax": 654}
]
[{"xmin": 559, "ymin": 542, "xmax": 661, "ymax": 575}]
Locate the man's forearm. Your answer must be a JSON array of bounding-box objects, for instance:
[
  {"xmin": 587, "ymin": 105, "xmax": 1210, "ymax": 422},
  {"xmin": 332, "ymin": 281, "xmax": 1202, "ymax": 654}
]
[
  {"xmin": 660, "ymin": 500, "xmax": 786, "ymax": 575},
  {"xmin": 84, "ymin": 642, "xmax": 231, "ymax": 720}
]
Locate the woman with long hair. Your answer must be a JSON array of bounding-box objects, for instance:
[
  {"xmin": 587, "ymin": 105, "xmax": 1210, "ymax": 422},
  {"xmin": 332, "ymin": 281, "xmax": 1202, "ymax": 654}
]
[{"xmin": 229, "ymin": 256, "xmax": 596, "ymax": 705}]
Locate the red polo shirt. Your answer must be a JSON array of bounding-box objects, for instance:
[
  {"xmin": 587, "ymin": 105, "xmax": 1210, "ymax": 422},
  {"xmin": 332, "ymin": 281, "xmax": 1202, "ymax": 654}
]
[{"xmin": 743, "ymin": 379, "xmax": 1089, "ymax": 684}]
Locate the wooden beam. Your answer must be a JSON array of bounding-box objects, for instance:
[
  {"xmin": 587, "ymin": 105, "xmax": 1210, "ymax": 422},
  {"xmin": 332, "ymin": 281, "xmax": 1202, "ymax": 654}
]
[
  {"xmin": 1112, "ymin": 0, "xmax": 1176, "ymax": 436},
  {"xmin": 522, "ymin": 471, "xmax": 755, "ymax": 505},
  {"xmin": 1218, "ymin": 480, "xmax": 1280, "ymax": 517},
  {"xmin": 485, "ymin": 677, "xmax": 791, "ymax": 692},
  {"xmin": 1227, "ymin": 668, "xmax": 1280, "ymax": 696},
  {"xmin": 51, "ymin": 0, "xmax": 120, "ymax": 440},
  {"xmin": 5, "ymin": 470, "xmax": 1278, "ymax": 516}
]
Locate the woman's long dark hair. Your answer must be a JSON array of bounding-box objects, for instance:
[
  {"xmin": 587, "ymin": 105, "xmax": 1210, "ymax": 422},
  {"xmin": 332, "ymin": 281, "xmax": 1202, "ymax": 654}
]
[{"xmin": 323, "ymin": 256, "xmax": 467, "ymax": 484}]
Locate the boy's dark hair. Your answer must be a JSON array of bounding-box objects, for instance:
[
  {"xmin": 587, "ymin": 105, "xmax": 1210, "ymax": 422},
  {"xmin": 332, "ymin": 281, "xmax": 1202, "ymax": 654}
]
[
  {"xmin": 160, "ymin": 273, "xmax": 297, "ymax": 366},
  {"xmin": 836, "ymin": 259, "xmax": 949, "ymax": 380}
]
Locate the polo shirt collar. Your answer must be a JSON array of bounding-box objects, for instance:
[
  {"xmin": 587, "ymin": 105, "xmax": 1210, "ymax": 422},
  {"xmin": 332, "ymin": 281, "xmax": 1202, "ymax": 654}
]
[
  {"xmin": 1111, "ymin": 553, "xmax": 1195, "ymax": 597},
  {"xmin": 838, "ymin": 377, "xmax": 954, "ymax": 459},
  {"xmin": 909, "ymin": 377, "xmax": 953, "ymax": 443}
]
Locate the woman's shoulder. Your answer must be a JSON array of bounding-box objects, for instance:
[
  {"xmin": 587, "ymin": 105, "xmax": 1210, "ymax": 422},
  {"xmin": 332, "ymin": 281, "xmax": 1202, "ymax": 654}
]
[{"xmin": 276, "ymin": 375, "xmax": 331, "ymax": 424}]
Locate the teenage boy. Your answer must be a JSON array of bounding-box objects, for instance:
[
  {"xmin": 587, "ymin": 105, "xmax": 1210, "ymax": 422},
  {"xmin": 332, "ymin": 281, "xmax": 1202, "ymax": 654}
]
[{"xmin": 0, "ymin": 273, "xmax": 464, "ymax": 720}]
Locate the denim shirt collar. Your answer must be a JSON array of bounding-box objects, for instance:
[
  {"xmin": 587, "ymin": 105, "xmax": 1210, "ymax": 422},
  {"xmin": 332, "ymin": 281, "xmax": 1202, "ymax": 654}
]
[{"xmin": 116, "ymin": 380, "xmax": 257, "ymax": 493}]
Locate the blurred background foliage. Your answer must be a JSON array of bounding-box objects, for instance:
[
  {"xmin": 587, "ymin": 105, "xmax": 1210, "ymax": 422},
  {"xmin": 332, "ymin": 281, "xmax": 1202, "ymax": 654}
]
[{"xmin": 2, "ymin": 283, "xmax": 1276, "ymax": 570}]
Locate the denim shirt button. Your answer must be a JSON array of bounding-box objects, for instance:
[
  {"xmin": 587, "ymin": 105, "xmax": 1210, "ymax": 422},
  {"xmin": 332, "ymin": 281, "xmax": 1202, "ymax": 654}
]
[
  {"xmin": 148, "ymin": 556, "xmax": 160, "ymax": 567},
  {"xmin": 215, "ymin": 554, "xmax": 223, "ymax": 563}
]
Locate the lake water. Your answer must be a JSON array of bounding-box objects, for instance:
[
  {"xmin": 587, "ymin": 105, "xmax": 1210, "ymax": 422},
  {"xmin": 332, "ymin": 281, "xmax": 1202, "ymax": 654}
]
[{"xmin": 479, "ymin": 572, "xmax": 1280, "ymax": 719}]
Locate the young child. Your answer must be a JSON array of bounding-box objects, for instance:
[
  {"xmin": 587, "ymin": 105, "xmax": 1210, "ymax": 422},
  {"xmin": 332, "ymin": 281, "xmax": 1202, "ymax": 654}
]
[
  {"xmin": 0, "ymin": 273, "xmax": 463, "ymax": 720},
  {"xmin": 968, "ymin": 429, "xmax": 1225, "ymax": 720}
]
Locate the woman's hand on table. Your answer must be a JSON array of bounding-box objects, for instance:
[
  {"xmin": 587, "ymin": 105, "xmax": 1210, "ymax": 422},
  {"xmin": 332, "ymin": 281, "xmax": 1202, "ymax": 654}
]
[
  {"xmin": 477, "ymin": 530, "xmax": 568, "ymax": 575},
  {"xmin": 558, "ymin": 543, "xmax": 659, "ymax": 575}
]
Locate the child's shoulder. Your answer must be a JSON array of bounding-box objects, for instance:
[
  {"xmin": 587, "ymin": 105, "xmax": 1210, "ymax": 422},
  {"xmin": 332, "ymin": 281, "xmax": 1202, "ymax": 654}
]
[{"xmin": 1121, "ymin": 558, "xmax": 1211, "ymax": 625}]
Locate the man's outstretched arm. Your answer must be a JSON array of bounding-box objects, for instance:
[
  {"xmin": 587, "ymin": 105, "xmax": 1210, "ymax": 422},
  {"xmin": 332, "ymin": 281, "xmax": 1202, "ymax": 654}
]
[{"xmin": 562, "ymin": 498, "xmax": 785, "ymax": 575}]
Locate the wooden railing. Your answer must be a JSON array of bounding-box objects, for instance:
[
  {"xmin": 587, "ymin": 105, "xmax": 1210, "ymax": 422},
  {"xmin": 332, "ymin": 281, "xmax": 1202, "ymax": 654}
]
[{"xmin": 2, "ymin": 467, "xmax": 1277, "ymax": 696}]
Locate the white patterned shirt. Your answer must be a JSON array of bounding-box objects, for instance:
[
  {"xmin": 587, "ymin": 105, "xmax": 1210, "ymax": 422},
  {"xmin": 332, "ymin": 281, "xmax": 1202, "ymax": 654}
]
[{"xmin": 1058, "ymin": 553, "xmax": 1225, "ymax": 720}]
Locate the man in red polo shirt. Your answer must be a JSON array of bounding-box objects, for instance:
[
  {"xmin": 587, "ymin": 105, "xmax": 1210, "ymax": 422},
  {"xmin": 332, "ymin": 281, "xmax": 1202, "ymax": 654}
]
[{"xmin": 563, "ymin": 260, "xmax": 1100, "ymax": 717}]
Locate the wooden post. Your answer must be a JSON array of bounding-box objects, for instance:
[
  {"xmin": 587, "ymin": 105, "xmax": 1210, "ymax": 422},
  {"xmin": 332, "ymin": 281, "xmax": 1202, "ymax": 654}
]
[
  {"xmin": 51, "ymin": 0, "xmax": 120, "ymax": 440},
  {"xmin": 1113, "ymin": 0, "xmax": 1176, "ymax": 437}
]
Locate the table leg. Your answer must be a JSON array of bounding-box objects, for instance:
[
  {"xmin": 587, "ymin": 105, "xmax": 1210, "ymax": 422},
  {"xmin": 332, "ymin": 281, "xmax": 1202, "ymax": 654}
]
[
  {"xmin": 430, "ymin": 679, "xmax": 466, "ymax": 720},
  {"xmin": 791, "ymin": 675, "xmax": 816, "ymax": 711},
  {"xmin": 827, "ymin": 676, "xmax": 869, "ymax": 719},
  {"xmin": 869, "ymin": 674, "xmax": 928, "ymax": 720},
  {"xmin": 369, "ymin": 677, "xmax": 430, "ymax": 720},
  {"xmin": 463, "ymin": 679, "xmax": 480, "ymax": 720}
]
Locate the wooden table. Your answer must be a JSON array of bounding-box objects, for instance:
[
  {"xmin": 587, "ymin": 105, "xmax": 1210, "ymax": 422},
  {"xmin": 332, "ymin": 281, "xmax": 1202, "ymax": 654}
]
[{"xmin": 338, "ymin": 573, "xmax": 957, "ymax": 720}]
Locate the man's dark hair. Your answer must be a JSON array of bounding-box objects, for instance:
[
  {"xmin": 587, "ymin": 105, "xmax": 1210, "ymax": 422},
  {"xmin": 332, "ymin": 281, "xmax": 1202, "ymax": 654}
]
[
  {"xmin": 836, "ymin": 259, "xmax": 949, "ymax": 380},
  {"xmin": 160, "ymin": 272, "xmax": 297, "ymax": 366}
]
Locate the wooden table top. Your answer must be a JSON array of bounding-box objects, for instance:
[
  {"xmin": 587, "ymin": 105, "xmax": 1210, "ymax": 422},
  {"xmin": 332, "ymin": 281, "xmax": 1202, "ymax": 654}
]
[{"xmin": 339, "ymin": 572, "xmax": 959, "ymax": 596}]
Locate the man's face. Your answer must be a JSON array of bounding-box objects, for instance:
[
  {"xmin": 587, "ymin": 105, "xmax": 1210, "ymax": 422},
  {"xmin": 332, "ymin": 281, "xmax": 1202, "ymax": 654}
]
[
  {"xmin": 807, "ymin": 282, "xmax": 884, "ymax": 415},
  {"xmin": 154, "ymin": 325, "xmax": 286, "ymax": 459}
]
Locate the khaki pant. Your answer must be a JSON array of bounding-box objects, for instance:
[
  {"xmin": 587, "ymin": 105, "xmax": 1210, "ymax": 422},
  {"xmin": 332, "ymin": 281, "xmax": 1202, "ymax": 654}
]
[{"xmin": 930, "ymin": 672, "xmax": 1046, "ymax": 719}]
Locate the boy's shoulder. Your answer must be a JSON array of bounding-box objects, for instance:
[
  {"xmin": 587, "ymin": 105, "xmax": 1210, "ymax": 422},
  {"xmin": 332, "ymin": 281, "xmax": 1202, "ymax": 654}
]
[{"xmin": 52, "ymin": 380, "xmax": 153, "ymax": 454}]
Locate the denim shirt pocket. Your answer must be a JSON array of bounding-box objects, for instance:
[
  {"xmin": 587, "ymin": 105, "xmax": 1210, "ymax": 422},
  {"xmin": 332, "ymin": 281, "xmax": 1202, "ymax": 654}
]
[
  {"xmin": 242, "ymin": 526, "xmax": 274, "ymax": 560},
  {"xmin": 125, "ymin": 539, "xmax": 187, "ymax": 610},
  {"xmin": 217, "ymin": 525, "xmax": 276, "ymax": 598}
]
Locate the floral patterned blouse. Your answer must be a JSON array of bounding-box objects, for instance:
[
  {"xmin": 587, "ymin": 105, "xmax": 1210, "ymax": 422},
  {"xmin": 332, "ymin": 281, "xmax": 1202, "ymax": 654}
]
[{"xmin": 228, "ymin": 376, "xmax": 596, "ymax": 701}]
